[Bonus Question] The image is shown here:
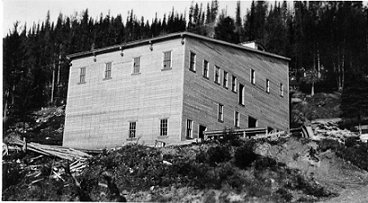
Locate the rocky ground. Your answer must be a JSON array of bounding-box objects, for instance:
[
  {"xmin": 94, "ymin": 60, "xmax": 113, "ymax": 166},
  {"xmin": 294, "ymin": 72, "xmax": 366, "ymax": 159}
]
[{"xmin": 3, "ymin": 129, "xmax": 368, "ymax": 202}]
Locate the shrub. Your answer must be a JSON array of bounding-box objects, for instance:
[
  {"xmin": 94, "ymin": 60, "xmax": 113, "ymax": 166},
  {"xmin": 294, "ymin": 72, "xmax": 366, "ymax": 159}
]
[
  {"xmin": 234, "ymin": 140, "xmax": 258, "ymax": 169},
  {"xmin": 2, "ymin": 162, "xmax": 25, "ymax": 190},
  {"xmin": 318, "ymin": 139, "xmax": 341, "ymax": 152},
  {"xmin": 219, "ymin": 129, "xmax": 243, "ymax": 146},
  {"xmin": 207, "ymin": 146, "xmax": 231, "ymax": 166},
  {"xmin": 195, "ymin": 149, "xmax": 207, "ymax": 163},
  {"xmin": 336, "ymin": 143, "xmax": 368, "ymax": 171},
  {"xmin": 295, "ymin": 174, "xmax": 333, "ymax": 197},
  {"xmin": 254, "ymin": 156, "xmax": 278, "ymax": 170},
  {"xmin": 276, "ymin": 188, "xmax": 293, "ymax": 202},
  {"xmin": 344, "ymin": 137, "xmax": 358, "ymax": 148}
]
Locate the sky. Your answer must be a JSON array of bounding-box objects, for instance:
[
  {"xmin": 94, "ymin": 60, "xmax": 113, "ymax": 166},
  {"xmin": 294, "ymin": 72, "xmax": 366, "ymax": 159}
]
[{"xmin": 2, "ymin": 0, "xmax": 253, "ymax": 37}]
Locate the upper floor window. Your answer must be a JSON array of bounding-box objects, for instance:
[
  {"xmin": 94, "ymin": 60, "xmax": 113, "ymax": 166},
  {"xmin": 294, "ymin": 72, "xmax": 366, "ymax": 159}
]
[
  {"xmin": 133, "ymin": 57, "xmax": 140, "ymax": 74},
  {"xmin": 79, "ymin": 67, "xmax": 86, "ymax": 84},
  {"xmin": 214, "ymin": 66, "xmax": 220, "ymax": 84},
  {"xmin": 223, "ymin": 71, "xmax": 228, "ymax": 88},
  {"xmin": 250, "ymin": 69, "xmax": 255, "ymax": 85},
  {"xmin": 129, "ymin": 121, "xmax": 136, "ymax": 138},
  {"xmin": 163, "ymin": 51, "xmax": 172, "ymax": 69},
  {"xmin": 203, "ymin": 60, "xmax": 209, "ymax": 78},
  {"xmin": 266, "ymin": 79, "xmax": 270, "ymax": 93},
  {"xmin": 105, "ymin": 62, "xmax": 112, "ymax": 79},
  {"xmin": 234, "ymin": 111, "xmax": 240, "ymax": 127},
  {"xmin": 189, "ymin": 52, "xmax": 196, "ymax": 72},
  {"xmin": 280, "ymin": 83, "xmax": 284, "ymax": 97},
  {"xmin": 160, "ymin": 119, "xmax": 168, "ymax": 136},
  {"xmin": 239, "ymin": 83, "xmax": 245, "ymax": 105},
  {"xmin": 232, "ymin": 75, "xmax": 237, "ymax": 92},
  {"xmin": 218, "ymin": 104, "xmax": 224, "ymax": 122}
]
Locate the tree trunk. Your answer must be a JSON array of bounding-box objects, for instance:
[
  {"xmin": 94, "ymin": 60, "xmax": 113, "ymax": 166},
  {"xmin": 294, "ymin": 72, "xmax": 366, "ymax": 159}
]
[
  {"xmin": 317, "ymin": 48, "xmax": 321, "ymax": 79},
  {"xmin": 3, "ymin": 90, "xmax": 9, "ymax": 125},
  {"xmin": 311, "ymin": 81, "xmax": 315, "ymax": 96},
  {"xmin": 51, "ymin": 63, "xmax": 55, "ymax": 105},
  {"xmin": 11, "ymin": 84, "xmax": 16, "ymax": 105},
  {"xmin": 57, "ymin": 54, "xmax": 61, "ymax": 86}
]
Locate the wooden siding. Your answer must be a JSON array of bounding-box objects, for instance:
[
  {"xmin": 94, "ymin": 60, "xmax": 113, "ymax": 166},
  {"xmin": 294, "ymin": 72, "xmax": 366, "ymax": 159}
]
[
  {"xmin": 63, "ymin": 39, "xmax": 185, "ymax": 149},
  {"xmin": 181, "ymin": 38, "xmax": 289, "ymax": 139}
]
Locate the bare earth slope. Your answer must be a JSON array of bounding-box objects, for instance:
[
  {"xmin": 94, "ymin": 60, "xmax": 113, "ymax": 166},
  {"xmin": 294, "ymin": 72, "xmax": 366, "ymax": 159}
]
[{"xmin": 255, "ymin": 137, "xmax": 368, "ymax": 202}]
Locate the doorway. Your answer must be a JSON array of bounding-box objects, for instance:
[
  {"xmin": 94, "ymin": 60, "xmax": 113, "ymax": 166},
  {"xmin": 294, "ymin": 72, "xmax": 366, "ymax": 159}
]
[
  {"xmin": 199, "ymin": 125, "xmax": 207, "ymax": 139},
  {"xmin": 248, "ymin": 116, "xmax": 257, "ymax": 128}
]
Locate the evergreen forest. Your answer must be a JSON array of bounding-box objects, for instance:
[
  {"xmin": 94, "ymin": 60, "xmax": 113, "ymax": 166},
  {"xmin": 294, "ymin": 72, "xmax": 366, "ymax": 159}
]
[{"xmin": 3, "ymin": 1, "xmax": 368, "ymax": 128}]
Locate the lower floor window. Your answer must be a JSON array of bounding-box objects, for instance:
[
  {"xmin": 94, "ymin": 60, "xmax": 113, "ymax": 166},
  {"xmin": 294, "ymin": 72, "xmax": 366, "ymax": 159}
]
[
  {"xmin": 234, "ymin": 111, "xmax": 239, "ymax": 127},
  {"xmin": 129, "ymin": 122, "xmax": 136, "ymax": 138},
  {"xmin": 186, "ymin": 119, "xmax": 193, "ymax": 138},
  {"xmin": 160, "ymin": 119, "xmax": 168, "ymax": 136}
]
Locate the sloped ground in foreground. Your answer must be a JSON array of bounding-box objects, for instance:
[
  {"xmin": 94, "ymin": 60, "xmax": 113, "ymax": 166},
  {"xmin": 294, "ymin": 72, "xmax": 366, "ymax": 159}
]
[
  {"xmin": 3, "ymin": 137, "xmax": 341, "ymax": 202},
  {"xmin": 255, "ymin": 136, "xmax": 368, "ymax": 202}
]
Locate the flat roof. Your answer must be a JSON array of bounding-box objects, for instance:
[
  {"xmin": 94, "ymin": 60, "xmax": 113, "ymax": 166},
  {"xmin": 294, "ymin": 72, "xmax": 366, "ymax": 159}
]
[{"xmin": 67, "ymin": 31, "xmax": 290, "ymax": 61}]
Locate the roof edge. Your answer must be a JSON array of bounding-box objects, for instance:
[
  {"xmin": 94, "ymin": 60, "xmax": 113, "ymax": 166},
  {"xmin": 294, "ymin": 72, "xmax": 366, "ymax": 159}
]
[{"xmin": 67, "ymin": 32, "xmax": 290, "ymax": 61}]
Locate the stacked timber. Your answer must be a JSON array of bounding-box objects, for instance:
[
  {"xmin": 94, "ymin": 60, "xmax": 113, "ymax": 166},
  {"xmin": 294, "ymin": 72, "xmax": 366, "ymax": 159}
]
[{"xmin": 6, "ymin": 138, "xmax": 91, "ymax": 161}]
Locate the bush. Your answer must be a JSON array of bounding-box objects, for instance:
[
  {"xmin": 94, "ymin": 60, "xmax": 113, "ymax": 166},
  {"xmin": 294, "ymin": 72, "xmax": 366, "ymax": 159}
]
[
  {"xmin": 318, "ymin": 138, "xmax": 368, "ymax": 171},
  {"xmin": 2, "ymin": 162, "xmax": 25, "ymax": 190},
  {"xmin": 344, "ymin": 137, "xmax": 358, "ymax": 148},
  {"xmin": 294, "ymin": 174, "xmax": 333, "ymax": 197},
  {"xmin": 318, "ymin": 139, "xmax": 341, "ymax": 152},
  {"xmin": 276, "ymin": 188, "xmax": 293, "ymax": 202},
  {"xmin": 254, "ymin": 156, "xmax": 278, "ymax": 170},
  {"xmin": 219, "ymin": 129, "xmax": 243, "ymax": 146},
  {"xmin": 207, "ymin": 146, "xmax": 231, "ymax": 166},
  {"xmin": 234, "ymin": 140, "xmax": 258, "ymax": 169},
  {"xmin": 337, "ymin": 142, "xmax": 368, "ymax": 171}
]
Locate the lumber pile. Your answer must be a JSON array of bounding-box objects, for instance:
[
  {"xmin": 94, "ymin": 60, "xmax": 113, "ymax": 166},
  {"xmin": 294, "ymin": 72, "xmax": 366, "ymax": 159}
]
[
  {"xmin": 252, "ymin": 130, "xmax": 290, "ymax": 141},
  {"xmin": 6, "ymin": 138, "xmax": 91, "ymax": 161},
  {"xmin": 310, "ymin": 119, "xmax": 357, "ymax": 142}
]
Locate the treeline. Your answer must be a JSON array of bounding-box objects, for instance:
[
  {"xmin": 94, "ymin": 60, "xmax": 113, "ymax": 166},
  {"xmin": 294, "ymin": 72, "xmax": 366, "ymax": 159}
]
[{"xmin": 3, "ymin": 1, "xmax": 368, "ymax": 125}]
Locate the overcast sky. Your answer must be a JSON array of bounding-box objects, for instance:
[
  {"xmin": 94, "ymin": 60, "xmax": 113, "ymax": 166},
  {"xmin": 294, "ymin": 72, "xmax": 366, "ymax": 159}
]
[{"xmin": 2, "ymin": 0, "xmax": 253, "ymax": 37}]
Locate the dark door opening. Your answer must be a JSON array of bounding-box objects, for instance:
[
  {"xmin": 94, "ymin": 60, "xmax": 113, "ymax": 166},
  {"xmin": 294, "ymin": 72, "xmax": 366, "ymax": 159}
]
[
  {"xmin": 199, "ymin": 125, "xmax": 207, "ymax": 139},
  {"xmin": 248, "ymin": 116, "xmax": 257, "ymax": 128}
]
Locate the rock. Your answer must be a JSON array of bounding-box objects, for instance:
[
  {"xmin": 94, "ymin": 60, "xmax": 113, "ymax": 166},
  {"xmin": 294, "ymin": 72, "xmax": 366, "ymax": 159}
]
[
  {"xmin": 254, "ymin": 142, "xmax": 271, "ymax": 157},
  {"xmin": 292, "ymin": 98, "xmax": 303, "ymax": 103}
]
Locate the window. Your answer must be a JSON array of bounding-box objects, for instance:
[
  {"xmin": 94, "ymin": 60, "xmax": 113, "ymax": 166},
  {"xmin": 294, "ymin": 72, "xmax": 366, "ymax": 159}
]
[
  {"xmin": 189, "ymin": 52, "xmax": 196, "ymax": 72},
  {"xmin": 223, "ymin": 71, "xmax": 228, "ymax": 88},
  {"xmin": 214, "ymin": 66, "xmax": 220, "ymax": 84},
  {"xmin": 133, "ymin": 57, "xmax": 140, "ymax": 74},
  {"xmin": 186, "ymin": 119, "xmax": 193, "ymax": 139},
  {"xmin": 160, "ymin": 119, "xmax": 168, "ymax": 136},
  {"xmin": 280, "ymin": 83, "xmax": 284, "ymax": 97},
  {"xmin": 266, "ymin": 79, "xmax": 270, "ymax": 93},
  {"xmin": 218, "ymin": 104, "xmax": 224, "ymax": 122},
  {"xmin": 234, "ymin": 111, "xmax": 239, "ymax": 127},
  {"xmin": 203, "ymin": 60, "xmax": 209, "ymax": 78},
  {"xmin": 250, "ymin": 69, "xmax": 255, "ymax": 84},
  {"xmin": 79, "ymin": 67, "xmax": 86, "ymax": 83},
  {"xmin": 104, "ymin": 62, "xmax": 112, "ymax": 79},
  {"xmin": 163, "ymin": 51, "xmax": 172, "ymax": 69},
  {"xmin": 248, "ymin": 116, "xmax": 257, "ymax": 128},
  {"xmin": 129, "ymin": 122, "xmax": 136, "ymax": 138},
  {"xmin": 232, "ymin": 75, "xmax": 237, "ymax": 92},
  {"xmin": 239, "ymin": 83, "xmax": 245, "ymax": 105}
]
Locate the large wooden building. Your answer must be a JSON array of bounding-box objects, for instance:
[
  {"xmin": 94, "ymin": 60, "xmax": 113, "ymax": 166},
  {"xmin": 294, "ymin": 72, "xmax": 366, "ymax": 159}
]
[{"xmin": 63, "ymin": 32, "xmax": 290, "ymax": 149}]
